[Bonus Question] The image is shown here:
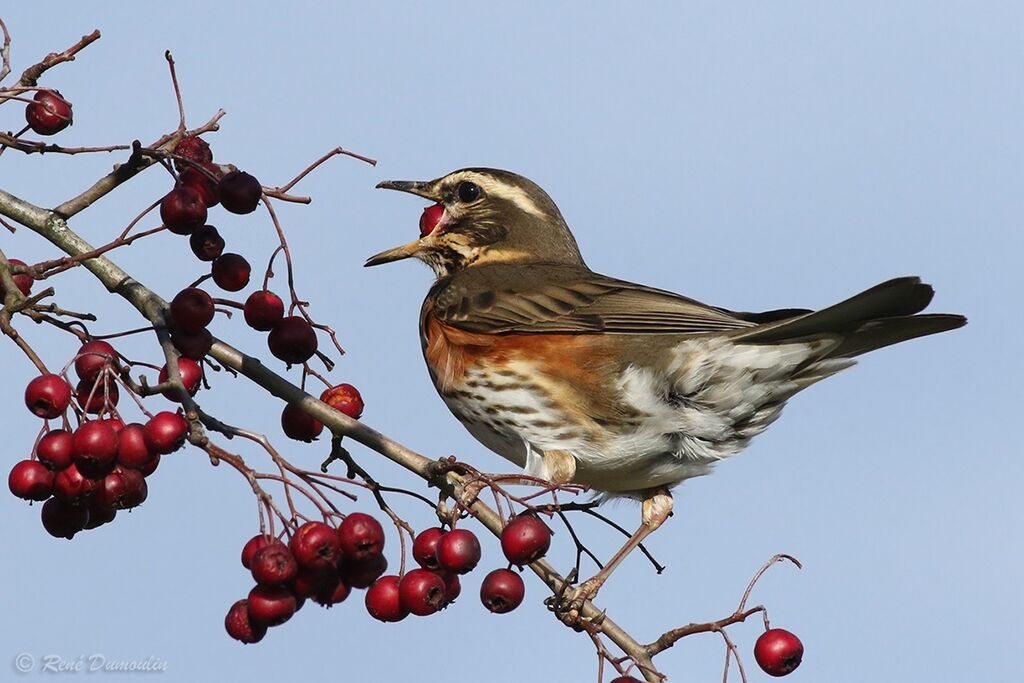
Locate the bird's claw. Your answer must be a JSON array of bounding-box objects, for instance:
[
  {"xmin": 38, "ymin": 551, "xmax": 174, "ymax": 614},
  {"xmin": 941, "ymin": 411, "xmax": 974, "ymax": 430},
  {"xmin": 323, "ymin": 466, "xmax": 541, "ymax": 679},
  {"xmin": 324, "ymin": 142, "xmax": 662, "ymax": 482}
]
[{"xmin": 545, "ymin": 577, "xmax": 605, "ymax": 631}]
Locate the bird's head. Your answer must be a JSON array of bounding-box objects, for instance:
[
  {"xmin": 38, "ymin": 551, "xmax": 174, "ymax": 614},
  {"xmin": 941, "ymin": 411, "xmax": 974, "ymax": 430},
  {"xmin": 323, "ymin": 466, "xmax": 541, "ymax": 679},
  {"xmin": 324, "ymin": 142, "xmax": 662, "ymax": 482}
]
[{"xmin": 365, "ymin": 168, "xmax": 584, "ymax": 278}]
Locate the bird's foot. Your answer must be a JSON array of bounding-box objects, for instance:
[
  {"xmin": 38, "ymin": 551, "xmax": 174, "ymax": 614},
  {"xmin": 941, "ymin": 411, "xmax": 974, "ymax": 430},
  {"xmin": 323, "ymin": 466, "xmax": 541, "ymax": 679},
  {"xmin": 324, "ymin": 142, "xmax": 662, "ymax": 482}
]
[{"xmin": 545, "ymin": 573, "xmax": 606, "ymax": 631}]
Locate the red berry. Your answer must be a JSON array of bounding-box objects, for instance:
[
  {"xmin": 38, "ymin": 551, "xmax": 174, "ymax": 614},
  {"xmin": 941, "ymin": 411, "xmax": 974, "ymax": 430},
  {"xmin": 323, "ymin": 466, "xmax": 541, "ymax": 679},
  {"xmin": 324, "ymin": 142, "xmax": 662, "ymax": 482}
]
[
  {"xmin": 312, "ymin": 576, "xmax": 351, "ymax": 608},
  {"xmin": 337, "ymin": 512, "xmax": 385, "ymax": 561},
  {"xmin": 101, "ymin": 417, "xmax": 125, "ymax": 433},
  {"xmin": 75, "ymin": 377, "xmax": 120, "ymax": 414},
  {"xmin": 419, "ymin": 203, "xmax": 445, "ymax": 237},
  {"xmin": 25, "ymin": 374, "xmax": 72, "ymax": 419},
  {"xmin": 439, "ymin": 571, "xmax": 461, "ymax": 605},
  {"xmin": 53, "ymin": 463, "xmax": 98, "ymax": 505},
  {"xmin": 251, "ymin": 544, "xmax": 299, "ymax": 586},
  {"xmin": 170, "ymin": 287, "xmax": 215, "ymax": 333},
  {"xmin": 95, "ymin": 466, "xmax": 147, "ymax": 510},
  {"xmin": 174, "ymin": 136, "xmax": 213, "ymax": 167},
  {"xmin": 320, "ymin": 383, "xmax": 364, "ymax": 419},
  {"xmin": 37, "ymin": 429, "xmax": 75, "ymax": 470},
  {"xmin": 754, "ymin": 629, "xmax": 804, "ymax": 677},
  {"xmin": 247, "ymin": 584, "xmax": 297, "ymax": 627},
  {"xmin": 72, "ymin": 420, "xmax": 119, "ymax": 479},
  {"xmin": 241, "ymin": 534, "xmax": 284, "ymax": 569},
  {"xmin": 158, "ymin": 357, "xmax": 204, "ymax": 400},
  {"xmin": 399, "ymin": 568, "xmax": 447, "ymax": 617},
  {"xmin": 116, "ymin": 423, "xmax": 155, "ymax": 470},
  {"xmin": 436, "ymin": 528, "xmax": 481, "ymax": 575},
  {"xmin": 243, "ymin": 291, "xmax": 284, "ymax": 331},
  {"xmin": 338, "ymin": 553, "xmax": 388, "ymax": 589},
  {"xmin": 2, "ymin": 258, "xmax": 33, "ymax": 296},
  {"xmin": 365, "ymin": 575, "xmax": 408, "ymax": 623},
  {"xmin": 74, "ymin": 340, "xmax": 118, "ymax": 383},
  {"xmin": 280, "ymin": 403, "xmax": 323, "ymax": 442},
  {"xmin": 289, "ymin": 521, "xmax": 342, "ymax": 573},
  {"xmin": 84, "ymin": 496, "xmax": 117, "ymax": 529},
  {"xmin": 8, "ymin": 459, "xmax": 54, "ymax": 501},
  {"xmin": 171, "ymin": 327, "xmax": 213, "ymax": 360},
  {"xmin": 144, "ymin": 411, "xmax": 188, "ymax": 454},
  {"xmin": 291, "ymin": 568, "xmax": 334, "ymax": 599},
  {"xmin": 160, "ymin": 186, "xmax": 207, "ymax": 235},
  {"xmin": 608, "ymin": 677, "xmax": 643, "ymax": 683},
  {"xmin": 179, "ymin": 167, "xmax": 220, "ymax": 207},
  {"xmin": 268, "ymin": 316, "xmax": 318, "ymax": 364},
  {"xmin": 188, "ymin": 225, "xmax": 225, "ymax": 261},
  {"xmin": 25, "ymin": 89, "xmax": 73, "ymax": 135},
  {"xmin": 501, "ymin": 514, "xmax": 552, "ymax": 565},
  {"xmin": 480, "ymin": 568, "xmax": 525, "ymax": 614},
  {"xmin": 211, "ymin": 252, "xmax": 251, "ymax": 292},
  {"xmin": 225, "ymin": 599, "xmax": 266, "ymax": 644},
  {"xmin": 412, "ymin": 527, "xmax": 445, "ymax": 570},
  {"xmin": 219, "ymin": 170, "xmax": 262, "ymax": 214},
  {"xmin": 40, "ymin": 497, "xmax": 90, "ymax": 539}
]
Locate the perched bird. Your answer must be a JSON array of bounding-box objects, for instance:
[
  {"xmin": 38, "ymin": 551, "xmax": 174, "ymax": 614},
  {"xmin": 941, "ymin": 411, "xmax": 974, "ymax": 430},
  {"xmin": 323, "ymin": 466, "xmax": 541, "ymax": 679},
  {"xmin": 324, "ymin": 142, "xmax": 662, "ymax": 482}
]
[{"xmin": 367, "ymin": 167, "xmax": 965, "ymax": 600}]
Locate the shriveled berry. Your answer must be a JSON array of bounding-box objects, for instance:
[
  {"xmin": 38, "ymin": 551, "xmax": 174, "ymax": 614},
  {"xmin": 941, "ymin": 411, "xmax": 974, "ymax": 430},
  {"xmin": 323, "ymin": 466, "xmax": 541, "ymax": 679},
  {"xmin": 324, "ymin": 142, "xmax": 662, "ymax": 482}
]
[
  {"xmin": 41, "ymin": 497, "xmax": 90, "ymax": 539},
  {"xmin": 144, "ymin": 411, "xmax": 188, "ymax": 454},
  {"xmin": 480, "ymin": 568, "xmax": 525, "ymax": 614},
  {"xmin": 365, "ymin": 575, "xmax": 408, "ymax": 622},
  {"xmin": 436, "ymin": 528, "xmax": 481, "ymax": 575},
  {"xmin": 754, "ymin": 628, "xmax": 804, "ymax": 677},
  {"xmin": 501, "ymin": 514, "xmax": 552, "ymax": 565},
  {"xmin": 280, "ymin": 403, "xmax": 323, "ymax": 442},
  {"xmin": 320, "ymin": 383, "xmax": 364, "ymax": 419},
  {"xmin": 170, "ymin": 287, "xmax": 215, "ymax": 333},
  {"xmin": 158, "ymin": 357, "xmax": 204, "ymax": 400},
  {"xmin": 211, "ymin": 253, "xmax": 251, "ymax": 292},
  {"xmin": 337, "ymin": 512, "xmax": 385, "ymax": 560},
  {"xmin": 160, "ymin": 186, "xmax": 207, "ymax": 235},
  {"xmin": 37, "ymin": 429, "xmax": 75, "ymax": 470},
  {"xmin": 244, "ymin": 291, "xmax": 284, "ymax": 331},
  {"xmin": 25, "ymin": 374, "xmax": 72, "ymax": 419},
  {"xmin": 225, "ymin": 599, "xmax": 266, "ymax": 644},
  {"xmin": 412, "ymin": 527, "xmax": 445, "ymax": 570},
  {"xmin": 219, "ymin": 170, "xmax": 262, "ymax": 214},
  {"xmin": 268, "ymin": 316, "xmax": 318, "ymax": 364},
  {"xmin": 25, "ymin": 89, "xmax": 73, "ymax": 135},
  {"xmin": 188, "ymin": 225, "xmax": 225, "ymax": 261},
  {"xmin": 174, "ymin": 136, "xmax": 213, "ymax": 167},
  {"xmin": 8, "ymin": 459, "xmax": 54, "ymax": 501}
]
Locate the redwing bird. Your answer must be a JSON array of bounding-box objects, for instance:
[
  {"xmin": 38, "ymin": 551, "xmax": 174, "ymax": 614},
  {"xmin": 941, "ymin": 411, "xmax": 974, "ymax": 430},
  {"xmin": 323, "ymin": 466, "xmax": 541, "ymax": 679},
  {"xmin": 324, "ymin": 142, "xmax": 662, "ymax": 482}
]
[{"xmin": 367, "ymin": 167, "xmax": 965, "ymax": 601}]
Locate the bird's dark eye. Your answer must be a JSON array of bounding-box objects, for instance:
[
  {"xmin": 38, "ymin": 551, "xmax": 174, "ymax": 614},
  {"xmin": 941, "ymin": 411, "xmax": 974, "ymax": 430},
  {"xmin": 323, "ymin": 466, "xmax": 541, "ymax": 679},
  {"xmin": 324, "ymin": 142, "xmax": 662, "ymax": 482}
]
[{"xmin": 457, "ymin": 181, "xmax": 481, "ymax": 203}]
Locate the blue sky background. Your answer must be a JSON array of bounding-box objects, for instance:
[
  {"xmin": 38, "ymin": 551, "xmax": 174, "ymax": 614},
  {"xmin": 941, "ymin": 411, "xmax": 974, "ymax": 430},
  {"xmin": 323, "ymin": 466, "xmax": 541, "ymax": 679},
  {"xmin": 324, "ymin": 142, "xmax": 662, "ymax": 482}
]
[{"xmin": 1, "ymin": 3, "xmax": 1020, "ymax": 681}]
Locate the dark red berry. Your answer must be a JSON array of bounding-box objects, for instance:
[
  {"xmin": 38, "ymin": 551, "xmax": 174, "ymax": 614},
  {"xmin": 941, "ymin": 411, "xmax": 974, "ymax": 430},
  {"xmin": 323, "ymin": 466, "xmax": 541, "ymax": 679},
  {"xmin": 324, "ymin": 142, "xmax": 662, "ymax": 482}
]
[
  {"xmin": 95, "ymin": 466, "xmax": 147, "ymax": 510},
  {"xmin": 399, "ymin": 568, "xmax": 447, "ymax": 617},
  {"xmin": 608, "ymin": 677, "xmax": 643, "ymax": 683},
  {"xmin": 365, "ymin": 575, "xmax": 408, "ymax": 622},
  {"xmin": 170, "ymin": 287, "xmax": 215, "ymax": 333},
  {"xmin": 25, "ymin": 89, "xmax": 73, "ymax": 135},
  {"xmin": 243, "ymin": 291, "xmax": 284, "ymax": 331},
  {"xmin": 37, "ymin": 429, "xmax": 75, "ymax": 470},
  {"xmin": 337, "ymin": 512, "xmax": 385, "ymax": 561},
  {"xmin": 25, "ymin": 374, "xmax": 72, "ymax": 419},
  {"xmin": 225, "ymin": 599, "xmax": 266, "ymax": 644},
  {"xmin": 419, "ymin": 204, "xmax": 445, "ymax": 237},
  {"xmin": 188, "ymin": 225, "xmax": 225, "ymax": 261},
  {"xmin": 291, "ymin": 568, "xmax": 334, "ymax": 599},
  {"xmin": 320, "ymin": 383, "xmax": 364, "ymax": 419},
  {"xmin": 312, "ymin": 576, "xmax": 351, "ymax": 608},
  {"xmin": 179, "ymin": 167, "xmax": 220, "ymax": 207},
  {"xmin": 219, "ymin": 170, "xmax": 262, "ymax": 214},
  {"xmin": 241, "ymin": 535, "xmax": 284, "ymax": 570},
  {"xmin": 289, "ymin": 521, "xmax": 342, "ymax": 573},
  {"xmin": 41, "ymin": 497, "xmax": 90, "ymax": 539},
  {"xmin": 267, "ymin": 316, "xmax": 318, "ymax": 364},
  {"xmin": 247, "ymin": 584, "xmax": 297, "ymax": 627},
  {"xmin": 436, "ymin": 528, "xmax": 481, "ymax": 575},
  {"xmin": 160, "ymin": 186, "xmax": 207, "ymax": 235},
  {"xmin": 2, "ymin": 258, "xmax": 33, "ymax": 296},
  {"xmin": 280, "ymin": 403, "xmax": 323, "ymax": 442},
  {"xmin": 412, "ymin": 527, "xmax": 445, "ymax": 570},
  {"xmin": 8, "ymin": 459, "xmax": 54, "ymax": 501},
  {"xmin": 84, "ymin": 497, "xmax": 117, "ymax": 529},
  {"xmin": 74, "ymin": 340, "xmax": 118, "ymax": 383},
  {"xmin": 53, "ymin": 463, "xmax": 98, "ymax": 505},
  {"xmin": 338, "ymin": 553, "xmax": 388, "ymax": 589},
  {"xmin": 171, "ymin": 327, "xmax": 213, "ymax": 360},
  {"xmin": 158, "ymin": 357, "xmax": 204, "ymax": 400},
  {"xmin": 480, "ymin": 568, "xmax": 525, "ymax": 614},
  {"xmin": 754, "ymin": 629, "xmax": 804, "ymax": 677},
  {"xmin": 174, "ymin": 136, "xmax": 213, "ymax": 167},
  {"xmin": 144, "ymin": 411, "xmax": 188, "ymax": 454},
  {"xmin": 72, "ymin": 420, "xmax": 119, "ymax": 479},
  {"xmin": 439, "ymin": 571, "xmax": 461, "ymax": 605},
  {"xmin": 116, "ymin": 423, "xmax": 155, "ymax": 470},
  {"xmin": 101, "ymin": 417, "xmax": 125, "ymax": 433},
  {"xmin": 211, "ymin": 252, "xmax": 251, "ymax": 292},
  {"xmin": 501, "ymin": 514, "xmax": 552, "ymax": 565},
  {"xmin": 251, "ymin": 544, "xmax": 299, "ymax": 586},
  {"xmin": 75, "ymin": 377, "xmax": 119, "ymax": 414}
]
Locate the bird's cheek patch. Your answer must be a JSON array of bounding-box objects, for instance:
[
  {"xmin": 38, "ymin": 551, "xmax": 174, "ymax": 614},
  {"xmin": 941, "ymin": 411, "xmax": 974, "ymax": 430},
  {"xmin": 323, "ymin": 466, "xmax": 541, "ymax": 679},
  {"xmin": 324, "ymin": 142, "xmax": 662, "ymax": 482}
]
[{"xmin": 419, "ymin": 204, "xmax": 446, "ymax": 237}]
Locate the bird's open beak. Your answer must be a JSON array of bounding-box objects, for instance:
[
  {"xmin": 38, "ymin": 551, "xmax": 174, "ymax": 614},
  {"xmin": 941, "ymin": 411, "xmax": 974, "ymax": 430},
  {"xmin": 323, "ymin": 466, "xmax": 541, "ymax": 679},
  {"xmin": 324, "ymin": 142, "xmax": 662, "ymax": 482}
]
[{"xmin": 366, "ymin": 179, "xmax": 441, "ymax": 267}]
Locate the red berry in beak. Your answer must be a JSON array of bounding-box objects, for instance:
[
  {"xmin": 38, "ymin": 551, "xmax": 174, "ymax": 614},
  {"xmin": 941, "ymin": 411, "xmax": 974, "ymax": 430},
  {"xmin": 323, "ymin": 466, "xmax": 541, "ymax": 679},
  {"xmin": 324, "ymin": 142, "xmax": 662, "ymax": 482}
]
[{"xmin": 419, "ymin": 204, "xmax": 445, "ymax": 237}]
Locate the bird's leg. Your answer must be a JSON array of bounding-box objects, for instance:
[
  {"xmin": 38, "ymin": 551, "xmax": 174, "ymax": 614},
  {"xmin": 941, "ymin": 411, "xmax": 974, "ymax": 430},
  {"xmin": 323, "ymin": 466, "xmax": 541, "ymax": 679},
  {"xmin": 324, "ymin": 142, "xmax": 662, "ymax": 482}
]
[{"xmin": 564, "ymin": 487, "xmax": 673, "ymax": 611}]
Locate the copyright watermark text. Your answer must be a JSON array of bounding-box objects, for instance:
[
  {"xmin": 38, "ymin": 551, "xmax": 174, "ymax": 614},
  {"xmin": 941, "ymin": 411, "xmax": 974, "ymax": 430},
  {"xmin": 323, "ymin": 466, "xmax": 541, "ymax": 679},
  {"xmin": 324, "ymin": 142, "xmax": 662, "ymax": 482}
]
[{"xmin": 13, "ymin": 653, "xmax": 168, "ymax": 675}]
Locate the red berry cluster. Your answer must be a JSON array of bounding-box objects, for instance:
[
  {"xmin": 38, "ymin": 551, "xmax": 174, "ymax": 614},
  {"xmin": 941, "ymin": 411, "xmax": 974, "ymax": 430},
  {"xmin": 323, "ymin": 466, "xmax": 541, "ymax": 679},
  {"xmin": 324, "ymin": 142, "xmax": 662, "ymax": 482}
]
[
  {"xmin": 9, "ymin": 341, "xmax": 189, "ymax": 539},
  {"xmin": 224, "ymin": 514, "xmax": 388, "ymax": 643}
]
